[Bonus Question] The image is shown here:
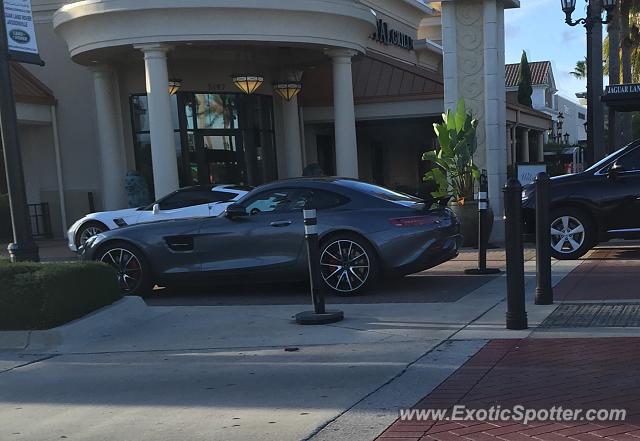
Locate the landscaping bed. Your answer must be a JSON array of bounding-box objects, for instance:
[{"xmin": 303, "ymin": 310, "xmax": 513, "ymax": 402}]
[{"xmin": 0, "ymin": 260, "xmax": 122, "ymax": 330}]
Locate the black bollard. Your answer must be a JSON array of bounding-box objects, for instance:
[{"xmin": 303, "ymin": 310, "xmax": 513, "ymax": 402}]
[
  {"xmin": 295, "ymin": 209, "xmax": 344, "ymax": 325},
  {"xmin": 465, "ymin": 170, "xmax": 500, "ymax": 275},
  {"xmin": 504, "ymin": 178, "xmax": 528, "ymax": 330},
  {"xmin": 534, "ymin": 172, "xmax": 553, "ymax": 305}
]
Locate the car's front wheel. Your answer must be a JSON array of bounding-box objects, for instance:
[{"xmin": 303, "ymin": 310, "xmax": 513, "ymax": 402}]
[
  {"xmin": 76, "ymin": 221, "xmax": 108, "ymax": 249},
  {"xmin": 319, "ymin": 234, "xmax": 378, "ymax": 296},
  {"xmin": 97, "ymin": 241, "xmax": 153, "ymax": 297},
  {"xmin": 550, "ymin": 207, "xmax": 595, "ymax": 260}
]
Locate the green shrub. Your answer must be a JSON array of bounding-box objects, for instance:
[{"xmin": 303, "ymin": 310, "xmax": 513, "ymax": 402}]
[
  {"xmin": 0, "ymin": 261, "xmax": 123, "ymax": 330},
  {"xmin": 0, "ymin": 193, "xmax": 11, "ymax": 241}
]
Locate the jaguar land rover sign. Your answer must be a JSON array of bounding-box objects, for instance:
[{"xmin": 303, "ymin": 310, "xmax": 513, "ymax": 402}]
[{"xmin": 3, "ymin": 0, "xmax": 41, "ymax": 64}]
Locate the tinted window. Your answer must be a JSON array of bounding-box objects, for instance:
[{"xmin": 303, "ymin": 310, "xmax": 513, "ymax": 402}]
[
  {"xmin": 244, "ymin": 189, "xmax": 298, "ymax": 215},
  {"xmin": 304, "ymin": 189, "xmax": 349, "ymax": 210},
  {"xmin": 158, "ymin": 189, "xmax": 222, "ymax": 210},
  {"xmin": 616, "ymin": 148, "xmax": 640, "ymax": 172}
]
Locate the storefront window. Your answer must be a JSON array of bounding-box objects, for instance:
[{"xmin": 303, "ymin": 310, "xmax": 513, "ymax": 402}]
[{"xmin": 130, "ymin": 92, "xmax": 277, "ymax": 192}]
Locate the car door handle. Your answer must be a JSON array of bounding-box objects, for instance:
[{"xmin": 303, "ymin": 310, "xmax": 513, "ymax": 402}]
[{"xmin": 270, "ymin": 221, "xmax": 292, "ymax": 227}]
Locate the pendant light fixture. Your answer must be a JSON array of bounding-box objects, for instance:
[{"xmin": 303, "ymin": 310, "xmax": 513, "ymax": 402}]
[
  {"xmin": 231, "ymin": 75, "xmax": 264, "ymax": 95},
  {"xmin": 273, "ymin": 81, "xmax": 302, "ymax": 101},
  {"xmin": 274, "ymin": 48, "xmax": 303, "ymax": 101},
  {"xmin": 168, "ymin": 78, "xmax": 182, "ymax": 95},
  {"xmin": 231, "ymin": 46, "xmax": 264, "ymax": 95}
]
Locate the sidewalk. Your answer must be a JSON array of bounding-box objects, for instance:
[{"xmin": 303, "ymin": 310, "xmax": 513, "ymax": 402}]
[
  {"xmin": 374, "ymin": 245, "xmax": 640, "ymax": 441},
  {"xmin": 376, "ymin": 338, "xmax": 640, "ymax": 441}
]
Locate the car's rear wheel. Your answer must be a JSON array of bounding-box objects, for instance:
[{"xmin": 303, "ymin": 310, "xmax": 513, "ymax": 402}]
[
  {"xmin": 319, "ymin": 234, "xmax": 378, "ymax": 296},
  {"xmin": 97, "ymin": 241, "xmax": 153, "ymax": 297},
  {"xmin": 76, "ymin": 221, "xmax": 108, "ymax": 249},
  {"xmin": 550, "ymin": 207, "xmax": 594, "ymax": 260}
]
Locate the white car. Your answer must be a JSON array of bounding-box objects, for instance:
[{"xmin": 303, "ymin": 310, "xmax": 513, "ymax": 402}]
[{"xmin": 67, "ymin": 184, "xmax": 250, "ymax": 251}]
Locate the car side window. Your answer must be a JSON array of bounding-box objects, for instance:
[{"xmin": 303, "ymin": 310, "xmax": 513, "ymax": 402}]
[
  {"xmin": 159, "ymin": 190, "xmax": 211, "ymax": 210},
  {"xmin": 244, "ymin": 190, "xmax": 296, "ymax": 215},
  {"xmin": 309, "ymin": 189, "xmax": 349, "ymax": 210},
  {"xmin": 616, "ymin": 148, "xmax": 640, "ymax": 172}
]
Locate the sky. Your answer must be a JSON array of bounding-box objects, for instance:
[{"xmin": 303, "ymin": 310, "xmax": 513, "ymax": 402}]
[{"xmin": 504, "ymin": 0, "xmax": 597, "ymax": 104}]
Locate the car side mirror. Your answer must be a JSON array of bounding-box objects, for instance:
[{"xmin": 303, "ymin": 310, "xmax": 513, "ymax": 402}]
[
  {"xmin": 225, "ymin": 203, "xmax": 247, "ymax": 219},
  {"xmin": 608, "ymin": 163, "xmax": 625, "ymax": 179},
  {"xmin": 152, "ymin": 203, "xmax": 160, "ymax": 215}
]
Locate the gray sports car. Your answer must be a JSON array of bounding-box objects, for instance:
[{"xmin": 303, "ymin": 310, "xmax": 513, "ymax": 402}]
[{"xmin": 82, "ymin": 178, "xmax": 462, "ymax": 296}]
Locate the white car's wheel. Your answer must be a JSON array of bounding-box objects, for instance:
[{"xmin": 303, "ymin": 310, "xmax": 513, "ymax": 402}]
[{"xmin": 76, "ymin": 221, "xmax": 108, "ymax": 249}]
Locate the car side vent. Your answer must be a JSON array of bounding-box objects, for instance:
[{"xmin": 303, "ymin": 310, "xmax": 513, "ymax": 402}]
[{"xmin": 165, "ymin": 235, "xmax": 194, "ymax": 252}]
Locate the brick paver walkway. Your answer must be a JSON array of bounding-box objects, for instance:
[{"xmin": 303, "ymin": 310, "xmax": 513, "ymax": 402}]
[
  {"xmin": 555, "ymin": 247, "xmax": 640, "ymax": 301},
  {"xmin": 377, "ymin": 338, "xmax": 640, "ymax": 441}
]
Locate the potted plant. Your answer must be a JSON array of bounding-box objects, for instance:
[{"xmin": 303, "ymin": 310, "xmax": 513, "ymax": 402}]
[{"xmin": 423, "ymin": 99, "xmax": 488, "ymax": 247}]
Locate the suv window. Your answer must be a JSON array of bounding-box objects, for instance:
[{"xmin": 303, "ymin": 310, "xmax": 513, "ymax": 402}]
[{"xmin": 616, "ymin": 148, "xmax": 640, "ymax": 172}]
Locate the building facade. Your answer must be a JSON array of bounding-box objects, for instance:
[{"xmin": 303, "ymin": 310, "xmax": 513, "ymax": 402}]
[{"xmin": 12, "ymin": 0, "xmax": 517, "ymax": 240}]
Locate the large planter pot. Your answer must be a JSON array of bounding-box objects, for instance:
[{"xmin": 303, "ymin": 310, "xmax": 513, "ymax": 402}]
[{"xmin": 449, "ymin": 200, "xmax": 494, "ymax": 248}]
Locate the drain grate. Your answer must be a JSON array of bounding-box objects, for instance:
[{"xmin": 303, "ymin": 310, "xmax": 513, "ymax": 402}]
[{"xmin": 541, "ymin": 303, "xmax": 640, "ymax": 328}]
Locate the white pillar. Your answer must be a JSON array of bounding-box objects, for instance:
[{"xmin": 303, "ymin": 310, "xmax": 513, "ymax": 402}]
[
  {"xmin": 537, "ymin": 131, "xmax": 545, "ymax": 163},
  {"xmin": 521, "ymin": 128, "xmax": 530, "ymax": 163},
  {"xmin": 135, "ymin": 44, "xmax": 180, "ymax": 199},
  {"xmin": 281, "ymin": 95, "xmax": 303, "ymax": 177},
  {"xmin": 326, "ymin": 49, "xmax": 359, "ymax": 178},
  {"xmin": 91, "ymin": 65, "xmax": 127, "ymax": 210}
]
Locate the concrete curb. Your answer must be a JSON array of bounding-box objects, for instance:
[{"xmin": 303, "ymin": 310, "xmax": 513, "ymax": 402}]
[{"xmin": 0, "ymin": 296, "xmax": 147, "ymax": 352}]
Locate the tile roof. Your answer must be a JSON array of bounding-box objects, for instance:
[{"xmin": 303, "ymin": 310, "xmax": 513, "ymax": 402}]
[
  {"xmin": 505, "ymin": 61, "xmax": 551, "ymax": 88},
  {"xmin": 10, "ymin": 62, "xmax": 55, "ymax": 106}
]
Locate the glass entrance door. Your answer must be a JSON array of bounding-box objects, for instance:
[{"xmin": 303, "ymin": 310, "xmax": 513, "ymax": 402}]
[{"xmin": 192, "ymin": 130, "xmax": 245, "ymax": 185}]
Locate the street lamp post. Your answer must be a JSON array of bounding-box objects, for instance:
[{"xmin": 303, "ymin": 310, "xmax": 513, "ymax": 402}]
[
  {"xmin": 561, "ymin": 0, "xmax": 616, "ymax": 163},
  {"xmin": 0, "ymin": 0, "xmax": 39, "ymax": 262}
]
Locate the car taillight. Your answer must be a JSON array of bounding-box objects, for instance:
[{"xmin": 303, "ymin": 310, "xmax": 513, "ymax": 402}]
[{"xmin": 389, "ymin": 216, "xmax": 438, "ymax": 227}]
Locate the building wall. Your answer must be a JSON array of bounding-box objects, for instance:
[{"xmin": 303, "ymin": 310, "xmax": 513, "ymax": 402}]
[
  {"xmin": 29, "ymin": 3, "xmax": 101, "ymax": 226},
  {"xmin": 556, "ymin": 95, "xmax": 587, "ymax": 144}
]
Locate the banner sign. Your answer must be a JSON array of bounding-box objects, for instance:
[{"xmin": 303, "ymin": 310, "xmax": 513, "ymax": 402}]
[{"xmin": 3, "ymin": 0, "xmax": 42, "ymax": 65}]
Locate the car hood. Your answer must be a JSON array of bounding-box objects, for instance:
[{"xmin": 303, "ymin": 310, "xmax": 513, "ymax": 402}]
[{"xmin": 85, "ymin": 207, "xmax": 141, "ymax": 221}]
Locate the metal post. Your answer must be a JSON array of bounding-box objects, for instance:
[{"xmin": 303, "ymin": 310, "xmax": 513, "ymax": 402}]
[
  {"xmin": 504, "ymin": 178, "xmax": 528, "ymax": 330},
  {"xmin": 295, "ymin": 209, "xmax": 344, "ymax": 325},
  {"xmin": 586, "ymin": 0, "xmax": 605, "ymax": 163},
  {"xmin": 0, "ymin": 0, "xmax": 39, "ymax": 262},
  {"xmin": 534, "ymin": 172, "xmax": 553, "ymax": 305},
  {"xmin": 466, "ymin": 170, "xmax": 500, "ymax": 275}
]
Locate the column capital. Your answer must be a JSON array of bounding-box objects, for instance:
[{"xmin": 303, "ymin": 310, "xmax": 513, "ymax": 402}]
[
  {"xmin": 325, "ymin": 48, "xmax": 359, "ymax": 61},
  {"xmin": 134, "ymin": 43, "xmax": 173, "ymax": 58},
  {"xmin": 88, "ymin": 64, "xmax": 114, "ymax": 76}
]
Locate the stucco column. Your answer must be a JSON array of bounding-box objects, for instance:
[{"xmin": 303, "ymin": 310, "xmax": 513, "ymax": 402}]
[
  {"xmin": 135, "ymin": 44, "xmax": 180, "ymax": 199},
  {"xmin": 537, "ymin": 131, "xmax": 545, "ymax": 163},
  {"xmin": 281, "ymin": 95, "xmax": 303, "ymax": 177},
  {"xmin": 91, "ymin": 65, "xmax": 127, "ymax": 210},
  {"xmin": 326, "ymin": 48, "xmax": 359, "ymax": 178},
  {"xmin": 442, "ymin": 0, "xmax": 518, "ymax": 241},
  {"xmin": 521, "ymin": 128, "xmax": 530, "ymax": 163}
]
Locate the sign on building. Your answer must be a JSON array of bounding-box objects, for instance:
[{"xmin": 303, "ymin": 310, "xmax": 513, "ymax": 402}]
[{"xmin": 3, "ymin": 0, "xmax": 42, "ymax": 65}]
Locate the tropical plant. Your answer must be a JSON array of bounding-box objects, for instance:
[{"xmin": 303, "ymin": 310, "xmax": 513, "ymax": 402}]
[
  {"xmin": 517, "ymin": 50, "xmax": 533, "ymax": 107},
  {"xmin": 422, "ymin": 99, "xmax": 480, "ymax": 206},
  {"xmin": 570, "ymin": 58, "xmax": 588, "ymax": 79}
]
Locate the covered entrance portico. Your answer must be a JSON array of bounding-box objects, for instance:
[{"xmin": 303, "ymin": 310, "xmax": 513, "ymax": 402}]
[{"xmin": 53, "ymin": 0, "xmax": 377, "ymax": 206}]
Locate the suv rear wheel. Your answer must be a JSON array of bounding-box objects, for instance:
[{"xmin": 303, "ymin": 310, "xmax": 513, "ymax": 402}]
[{"xmin": 550, "ymin": 207, "xmax": 595, "ymax": 260}]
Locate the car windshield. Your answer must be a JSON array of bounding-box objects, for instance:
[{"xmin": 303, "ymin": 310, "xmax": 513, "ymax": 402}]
[
  {"xmin": 585, "ymin": 144, "xmax": 636, "ymax": 172},
  {"xmin": 335, "ymin": 180, "xmax": 424, "ymax": 205}
]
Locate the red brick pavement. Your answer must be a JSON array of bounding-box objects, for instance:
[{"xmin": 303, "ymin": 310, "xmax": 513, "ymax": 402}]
[
  {"xmin": 555, "ymin": 248, "xmax": 640, "ymax": 301},
  {"xmin": 376, "ymin": 338, "xmax": 640, "ymax": 441}
]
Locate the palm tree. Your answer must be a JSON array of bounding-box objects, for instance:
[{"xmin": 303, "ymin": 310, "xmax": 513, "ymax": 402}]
[{"xmin": 570, "ymin": 59, "xmax": 587, "ymax": 79}]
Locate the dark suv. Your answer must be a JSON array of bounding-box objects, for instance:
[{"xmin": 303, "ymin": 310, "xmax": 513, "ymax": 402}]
[{"xmin": 522, "ymin": 141, "xmax": 640, "ymax": 259}]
